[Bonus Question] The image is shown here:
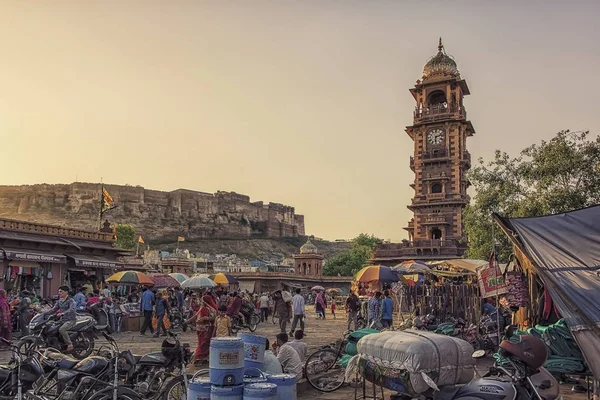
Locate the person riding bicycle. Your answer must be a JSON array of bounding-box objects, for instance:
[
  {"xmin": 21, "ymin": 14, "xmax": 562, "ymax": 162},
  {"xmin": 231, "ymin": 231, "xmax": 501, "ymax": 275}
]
[
  {"xmin": 240, "ymin": 297, "xmax": 255, "ymax": 327},
  {"xmin": 226, "ymin": 292, "xmax": 245, "ymax": 326},
  {"xmin": 42, "ymin": 286, "xmax": 77, "ymax": 351}
]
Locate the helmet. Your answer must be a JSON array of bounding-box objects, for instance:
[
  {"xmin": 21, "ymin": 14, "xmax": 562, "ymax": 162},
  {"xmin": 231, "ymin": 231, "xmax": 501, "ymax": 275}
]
[
  {"xmin": 161, "ymin": 337, "xmax": 180, "ymax": 360},
  {"xmin": 499, "ymin": 335, "xmax": 547, "ymax": 370}
]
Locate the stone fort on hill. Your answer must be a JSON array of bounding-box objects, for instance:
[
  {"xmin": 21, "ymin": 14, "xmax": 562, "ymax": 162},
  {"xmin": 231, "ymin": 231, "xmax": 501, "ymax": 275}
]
[{"xmin": 0, "ymin": 183, "xmax": 305, "ymax": 240}]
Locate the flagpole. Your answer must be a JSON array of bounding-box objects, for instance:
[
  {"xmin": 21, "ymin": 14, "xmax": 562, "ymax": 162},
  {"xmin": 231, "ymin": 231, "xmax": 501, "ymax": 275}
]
[{"xmin": 99, "ymin": 178, "xmax": 104, "ymax": 231}]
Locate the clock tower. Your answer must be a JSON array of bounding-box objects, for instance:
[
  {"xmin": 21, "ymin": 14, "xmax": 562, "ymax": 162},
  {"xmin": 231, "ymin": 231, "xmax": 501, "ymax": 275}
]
[{"xmin": 373, "ymin": 38, "xmax": 474, "ymax": 263}]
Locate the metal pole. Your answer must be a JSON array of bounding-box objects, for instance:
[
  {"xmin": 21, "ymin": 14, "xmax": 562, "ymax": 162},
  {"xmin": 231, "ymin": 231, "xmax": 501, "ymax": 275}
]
[{"xmin": 492, "ymin": 214, "xmax": 501, "ymax": 341}]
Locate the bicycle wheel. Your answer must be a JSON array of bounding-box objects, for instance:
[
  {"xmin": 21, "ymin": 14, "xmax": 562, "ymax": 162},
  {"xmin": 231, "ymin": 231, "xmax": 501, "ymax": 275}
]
[{"xmin": 305, "ymin": 348, "xmax": 345, "ymax": 392}]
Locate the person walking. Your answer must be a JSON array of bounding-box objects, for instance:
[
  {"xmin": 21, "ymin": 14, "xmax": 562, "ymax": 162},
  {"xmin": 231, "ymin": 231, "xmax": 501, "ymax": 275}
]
[
  {"xmin": 290, "ymin": 288, "xmax": 305, "ymax": 336},
  {"xmin": 315, "ymin": 291, "xmax": 326, "ymax": 319},
  {"xmin": 139, "ymin": 287, "xmax": 155, "ymax": 336},
  {"xmin": 274, "ymin": 291, "xmax": 291, "ymax": 334},
  {"xmin": 153, "ymin": 292, "xmax": 171, "ymax": 337},
  {"xmin": 345, "ymin": 291, "xmax": 360, "ymax": 330},
  {"xmin": 186, "ymin": 295, "xmax": 216, "ymax": 366},
  {"xmin": 381, "ymin": 290, "xmax": 394, "ymax": 329},
  {"xmin": 259, "ymin": 293, "xmax": 269, "ymax": 322},
  {"xmin": 367, "ymin": 292, "xmax": 382, "ymax": 327},
  {"xmin": 18, "ymin": 290, "xmax": 32, "ymax": 336},
  {"xmin": 73, "ymin": 287, "xmax": 87, "ymax": 312},
  {"xmin": 0, "ymin": 290, "xmax": 12, "ymax": 347}
]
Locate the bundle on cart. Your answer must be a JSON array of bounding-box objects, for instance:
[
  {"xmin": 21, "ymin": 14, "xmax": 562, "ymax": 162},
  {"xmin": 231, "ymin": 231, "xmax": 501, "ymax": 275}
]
[{"xmin": 345, "ymin": 330, "xmax": 475, "ymax": 396}]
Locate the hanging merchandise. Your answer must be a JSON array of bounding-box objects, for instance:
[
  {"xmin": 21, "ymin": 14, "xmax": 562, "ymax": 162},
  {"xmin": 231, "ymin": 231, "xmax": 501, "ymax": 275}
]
[{"xmin": 503, "ymin": 255, "xmax": 528, "ymax": 308}]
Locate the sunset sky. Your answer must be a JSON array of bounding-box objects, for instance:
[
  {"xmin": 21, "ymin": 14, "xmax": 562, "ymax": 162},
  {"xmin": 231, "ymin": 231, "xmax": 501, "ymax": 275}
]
[{"xmin": 1, "ymin": 1, "xmax": 599, "ymax": 241}]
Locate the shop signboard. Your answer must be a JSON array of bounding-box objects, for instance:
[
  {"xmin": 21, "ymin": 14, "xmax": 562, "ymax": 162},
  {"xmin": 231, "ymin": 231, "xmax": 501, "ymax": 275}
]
[
  {"xmin": 3, "ymin": 250, "xmax": 66, "ymax": 264},
  {"xmin": 74, "ymin": 258, "xmax": 117, "ymax": 269},
  {"xmin": 477, "ymin": 263, "xmax": 507, "ymax": 298}
]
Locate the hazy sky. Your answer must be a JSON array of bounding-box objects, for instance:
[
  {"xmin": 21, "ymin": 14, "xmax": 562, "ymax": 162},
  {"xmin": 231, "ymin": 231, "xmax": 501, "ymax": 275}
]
[{"xmin": 1, "ymin": 1, "xmax": 599, "ymax": 241}]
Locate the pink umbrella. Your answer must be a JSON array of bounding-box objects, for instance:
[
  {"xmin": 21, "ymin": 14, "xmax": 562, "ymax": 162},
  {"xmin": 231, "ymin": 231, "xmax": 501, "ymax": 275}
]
[{"xmin": 148, "ymin": 273, "xmax": 181, "ymax": 288}]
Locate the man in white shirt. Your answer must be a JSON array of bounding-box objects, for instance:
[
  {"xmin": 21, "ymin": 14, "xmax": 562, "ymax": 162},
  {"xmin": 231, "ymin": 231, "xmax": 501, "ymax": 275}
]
[
  {"xmin": 260, "ymin": 338, "xmax": 283, "ymax": 375},
  {"xmin": 288, "ymin": 330, "xmax": 307, "ymax": 361},
  {"xmin": 290, "ymin": 288, "xmax": 305, "ymax": 336},
  {"xmin": 259, "ymin": 293, "xmax": 269, "ymax": 322},
  {"xmin": 274, "ymin": 333, "xmax": 303, "ymax": 380}
]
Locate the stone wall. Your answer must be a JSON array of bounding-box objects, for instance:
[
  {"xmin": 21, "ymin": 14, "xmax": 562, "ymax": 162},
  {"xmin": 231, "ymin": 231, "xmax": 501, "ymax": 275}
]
[{"xmin": 0, "ymin": 183, "xmax": 305, "ymax": 239}]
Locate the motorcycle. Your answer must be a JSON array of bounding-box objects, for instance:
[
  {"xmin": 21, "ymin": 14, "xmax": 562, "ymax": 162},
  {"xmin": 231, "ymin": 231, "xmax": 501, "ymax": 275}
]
[
  {"xmin": 0, "ymin": 338, "xmax": 45, "ymax": 399},
  {"xmin": 29, "ymin": 332, "xmax": 141, "ymax": 400},
  {"xmin": 116, "ymin": 330, "xmax": 192, "ymax": 399},
  {"xmin": 391, "ymin": 348, "xmax": 559, "ymax": 400},
  {"xmin": 17, "ymin": 313, "xmax": 97, "ymax": 359}
]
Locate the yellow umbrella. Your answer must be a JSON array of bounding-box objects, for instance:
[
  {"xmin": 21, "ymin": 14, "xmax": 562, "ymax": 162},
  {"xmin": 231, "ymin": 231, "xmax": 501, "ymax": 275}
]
[{"xmin": 209, "ymin": 273, "xmax": 239, "ymax": 285}]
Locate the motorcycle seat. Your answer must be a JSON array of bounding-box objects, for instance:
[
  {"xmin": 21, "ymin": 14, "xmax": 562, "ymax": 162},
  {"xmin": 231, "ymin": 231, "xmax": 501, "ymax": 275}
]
[{"xmin": 433, "ymin": 385, "xmax": 461, "ymax": 400}]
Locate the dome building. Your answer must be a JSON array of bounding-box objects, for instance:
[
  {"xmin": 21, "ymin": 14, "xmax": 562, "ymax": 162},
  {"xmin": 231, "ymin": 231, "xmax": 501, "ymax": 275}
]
[{"xmin": 293, "ymin": 237, "xmax": 324, "ymax": 276}]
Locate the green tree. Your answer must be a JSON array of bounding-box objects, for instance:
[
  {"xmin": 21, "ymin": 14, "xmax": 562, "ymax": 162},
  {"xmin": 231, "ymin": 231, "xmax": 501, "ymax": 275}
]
[
  {"xmin": 115, "ymin": 224, "xmax": 137, "ymax": 250},
  {"xmin": 324, "ymin": 233, "xmax": 383, "ymax": 276},
  {"xmin": 465, "ymin": 130, "xmax": 600, "ymax": 261}
]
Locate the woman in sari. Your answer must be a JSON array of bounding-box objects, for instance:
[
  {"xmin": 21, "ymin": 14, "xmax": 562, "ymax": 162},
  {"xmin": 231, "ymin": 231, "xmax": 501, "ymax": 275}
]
[
  {"xmin": 0, "ymin": 290, "xmax": 12, "ymax": 348},
  {"xmin": 186, "ymin": 295, "xmax": 216, "ymax": 366}
]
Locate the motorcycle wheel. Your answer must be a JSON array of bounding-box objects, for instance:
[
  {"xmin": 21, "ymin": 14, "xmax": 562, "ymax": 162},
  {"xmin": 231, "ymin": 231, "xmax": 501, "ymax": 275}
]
[
  {"xmin": 231, "ymin": 322, "xmax": 240, "ymax": 335},
  {"xmin": 16, "ymin": 336, "xmax": 39, "ymax": 358},
  {"xmin": 161, "ymin": 376, "xmax": 185, "ymax": 400},
  {"xmin": 248, "ymin": 315, "xmax": 259, "ymax": 332},
  {"xmin": 72, "ymin": 332, "xmax": 95, "ymax": 359}
]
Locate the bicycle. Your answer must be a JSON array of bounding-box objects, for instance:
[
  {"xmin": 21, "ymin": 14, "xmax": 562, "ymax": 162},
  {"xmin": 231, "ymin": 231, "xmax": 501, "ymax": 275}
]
[{"xmin": 304, "ymin": 330, "xmax": 353, "ymax": 392}]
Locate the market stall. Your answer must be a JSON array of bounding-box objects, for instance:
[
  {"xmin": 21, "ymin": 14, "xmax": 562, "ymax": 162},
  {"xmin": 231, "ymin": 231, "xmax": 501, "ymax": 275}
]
[{"xmin": 494, "ymin": 206, "xmax": 600, "ymax": 390}]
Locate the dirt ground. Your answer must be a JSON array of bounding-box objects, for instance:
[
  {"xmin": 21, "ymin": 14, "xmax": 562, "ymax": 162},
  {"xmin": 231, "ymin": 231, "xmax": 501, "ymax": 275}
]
[{"xmin": 0, "ymin": 306, "xmax": 591, "ymax": 400}]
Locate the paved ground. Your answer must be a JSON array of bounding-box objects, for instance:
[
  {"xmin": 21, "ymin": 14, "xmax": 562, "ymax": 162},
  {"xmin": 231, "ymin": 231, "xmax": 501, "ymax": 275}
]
[{"xmin": 0, "ymin": 307, "xmax": 591, "ymax": 400}]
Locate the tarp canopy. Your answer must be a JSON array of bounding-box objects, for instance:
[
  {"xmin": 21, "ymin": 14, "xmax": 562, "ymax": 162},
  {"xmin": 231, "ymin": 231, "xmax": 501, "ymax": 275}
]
[
  {"xmin": 494, "ymin": 206, "xmax": 600, "ymax": 380},
  {"xmin": 429, "ymin": 259, "xmax": 487, "ymax": 273}
]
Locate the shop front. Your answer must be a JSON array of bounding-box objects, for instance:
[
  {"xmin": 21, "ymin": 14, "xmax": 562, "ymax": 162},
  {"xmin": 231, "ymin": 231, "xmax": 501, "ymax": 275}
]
[
  {"xmin": 65, "ymin": 254, "xmax": 118, "ymax": 291},
  {"xmin": 0, "ymin": 248, "xmax": 66, "ymax": 297}
]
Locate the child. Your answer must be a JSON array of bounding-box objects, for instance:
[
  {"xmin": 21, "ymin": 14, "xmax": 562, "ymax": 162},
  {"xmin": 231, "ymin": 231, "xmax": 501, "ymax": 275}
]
[
  {"xmin": 214, "ymin": 305, "xmax": 231, "ymax": 337},
  {"xmin": 331, "ymin": 301, "xmax": 336, "ymax": 319}
]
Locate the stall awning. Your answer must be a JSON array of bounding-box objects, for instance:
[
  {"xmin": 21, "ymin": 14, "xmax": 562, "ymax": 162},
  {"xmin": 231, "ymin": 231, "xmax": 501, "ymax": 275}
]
[
  {"xmin": 1, "ymin": 248, "xmax": 67, "ymax": 264},
  {"xmin": 238, "ymin": 280, "xmax": 256, "ymax": 293},
  {"xmin": 66, "ymin": 254, "xmax": 117, "ymax": 269}
]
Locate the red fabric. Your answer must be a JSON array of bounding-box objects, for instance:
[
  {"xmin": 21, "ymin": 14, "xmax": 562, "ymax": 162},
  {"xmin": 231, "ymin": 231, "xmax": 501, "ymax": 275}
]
[
  {"xmin": 203, "ymin": 295, "xmax": 217, "ymax": 311},
  {"xmin": 194, "ymin": 329, "xmax": 212, "ymax": 361},
  {"xmin": 542, "ymin": 289, "xmax": 560, "ymax": 320},
  {"xmin": 0, "ymin": 290, "xmax": 12, "ymax": 342}
]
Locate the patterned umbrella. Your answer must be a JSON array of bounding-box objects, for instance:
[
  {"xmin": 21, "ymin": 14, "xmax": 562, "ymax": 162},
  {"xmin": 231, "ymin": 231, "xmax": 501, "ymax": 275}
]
[
  {"xmin": 148, "ymin": 273, "xmax": 181, "ymax": 288},
  {"xmin": 311, "ymin": 285, "xmax": 325, "ymax": 291},
  {"xmin": 393, "ymin": 260, "xmax": 430, "ymax": 274},
  {"xmin": 354, "ymin": 265, "xmax": 399, "ymax": 283},
  {"xmin": 209, "ymin": 273, "xmax": 239, "ymax": 285},
  {"xmin": 106, "ymin": 271, "xmax": 154, "ymax": 286},
  {"xmin": 181, "ymin": 276, "xmax": 217, "ymax": 290},
  {"xmin": 168, "ymin": 273, "xmax": 190, "ymax": 284}
]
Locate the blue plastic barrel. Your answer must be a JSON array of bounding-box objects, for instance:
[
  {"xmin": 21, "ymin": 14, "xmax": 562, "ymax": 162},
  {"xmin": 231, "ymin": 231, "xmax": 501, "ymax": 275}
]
[
  {"xmin": 209, "ymin": 337, "xmax": 245, "ymax": 386},
  {"xmin": 267, "ymin": 374, "xmax": 297, "ymax": 400},
  {"xmin": 243, "ymin": 383, "xmax": 278, "ymax": 400},
  {"xmin": 187, "ymin": 375, "xmax": 211, "ymax": 400},
  {"xmin": 211, "ymin": 384, "xmax": 244, "ymax": 400},
  {"xmin": 237, "ymin": 333, "xmax": 267, "ymax": 371}
]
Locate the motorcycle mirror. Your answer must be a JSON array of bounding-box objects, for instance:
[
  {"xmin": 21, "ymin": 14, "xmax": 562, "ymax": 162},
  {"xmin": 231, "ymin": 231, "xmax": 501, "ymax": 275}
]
[{"xmin": 472, "ymin": 350, "xmax": 486, "ymax": 359}]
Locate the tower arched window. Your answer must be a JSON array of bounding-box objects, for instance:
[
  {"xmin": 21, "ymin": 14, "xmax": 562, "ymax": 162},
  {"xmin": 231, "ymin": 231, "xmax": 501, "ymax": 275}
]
[
  {"xmin": 428, "ymin": 90, "xmax": 446, "ymax": 105},
  {"xmin": 431, "ymin": 183, "xmax": 443, "ymax": 194},
  {"xmin": 431, "ymin": 228, "xmax": 442, "ymax": 240}
]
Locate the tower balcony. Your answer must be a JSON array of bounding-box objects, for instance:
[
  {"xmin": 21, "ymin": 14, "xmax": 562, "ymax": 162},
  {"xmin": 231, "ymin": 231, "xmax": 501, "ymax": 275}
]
[
  {"xmin": 408, "ymin": 193, "xmax": 470, "ymax": 208},
  {"xmin": 371, "ymin": 239, "xmax": 467, "ymax": 262},
  {"xmin": 422, "ymin": 150, "xmax": 451, "ymax": 163},
  {"xmin": 414, "ymin": 103, "xmax": 467, "ymax": 124}
]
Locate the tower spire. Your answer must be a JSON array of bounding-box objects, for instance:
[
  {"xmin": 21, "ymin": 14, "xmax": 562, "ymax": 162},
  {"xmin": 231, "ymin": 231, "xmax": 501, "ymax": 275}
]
[{"xmin": 438, "ymin": 37, "xmax": 444, "ymax": 53}]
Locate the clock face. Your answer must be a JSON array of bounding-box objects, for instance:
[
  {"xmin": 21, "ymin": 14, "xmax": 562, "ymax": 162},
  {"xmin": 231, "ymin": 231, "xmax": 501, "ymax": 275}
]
[{"xmin": 427, "ymin": 128, "xmax": 445, "ymax": 145}]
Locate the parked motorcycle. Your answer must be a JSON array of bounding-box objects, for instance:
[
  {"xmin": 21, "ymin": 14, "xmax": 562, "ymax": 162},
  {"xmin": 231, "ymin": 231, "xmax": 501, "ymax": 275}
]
[
  {"xmin": 0, "ymin": 337, "xmax": 44, "ymax": 399},
  {"xmin": 391, "ymin": 334, "xmax": 559, "ymax": 400},
  {"xmin": 230, "ymin": 312, "xmax": 260, "ymax": 334},
  {"xmin": 17, "ymin": 313, "xmax": 97, "ymax": 359},
  {"xmin": 29, "ymin": 332, "xmax": 141, "ymax": 400},
  {"xmin": 116, "ymin": 330, "xmax": 192, "ymax": 399}
]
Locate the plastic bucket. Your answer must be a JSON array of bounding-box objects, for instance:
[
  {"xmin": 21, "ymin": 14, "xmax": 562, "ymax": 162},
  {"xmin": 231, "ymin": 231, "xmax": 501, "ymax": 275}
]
[
  {"xmin": 211, "ymin": 384, "xmax": 244, "ymax": 400},
  {"xmin": 209, "ymin": 337, "xmax": 245, "ymax": 386},
  {"xmin": 237, "ymin": 333, "xmax": 267, "ymax": 371},
  {"xmin": 267, "ymin": 374, "xmax": 297, "ymax": 400},
  {"xmin": 243, "ymin": 368, "xmax": 267, "ymax": 385},
  {"xmin": 243, "ymin": 383, "xmax": 278, "ymax": 400},
  {"xmin": 187, "ymin": 375, "xmax": 211, "ymax": 400}
]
